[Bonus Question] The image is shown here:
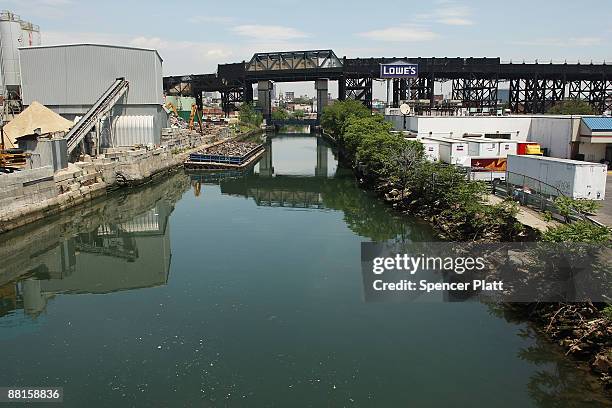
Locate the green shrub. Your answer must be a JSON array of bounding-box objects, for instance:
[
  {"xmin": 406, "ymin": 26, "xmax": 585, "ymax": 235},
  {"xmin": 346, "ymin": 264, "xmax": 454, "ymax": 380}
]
[
  {"xmin": 554, "ymin": 196, "xmax": 601, "ymax": 218},
  {"xmin": 320, "ymin": 100, "xmax": 371, "ymax": 137},
  {"xmin": 604, "ymin": 305, "xmax": 612, "ymax": 320},
  {"xmin": 547, "ymin": 99, "xmax": 596, "ymax": 115},
  {"xmin": 541, "ymin": 221, "xmax": 612, "ymax": 243},
  {"xmin": 239, "ymin": 103, "xmax": 263, "ymax": 127}
]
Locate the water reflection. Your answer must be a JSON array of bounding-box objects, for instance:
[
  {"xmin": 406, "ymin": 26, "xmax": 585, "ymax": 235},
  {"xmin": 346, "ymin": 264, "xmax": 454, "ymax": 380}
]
[
  {"xmin": 0, "ymin": 173, "xmax": 190, "ymax": 320},
  {"xmin": 0, "ymin": 134, "xmax": 609, "ymax": 407},
  {"xmin": 187, "ymin": 134, "xmax": 435, "ymax": 242},
  {"xmin": 490, "ymin": 305, "xmax": 612, "ymax": 407}
]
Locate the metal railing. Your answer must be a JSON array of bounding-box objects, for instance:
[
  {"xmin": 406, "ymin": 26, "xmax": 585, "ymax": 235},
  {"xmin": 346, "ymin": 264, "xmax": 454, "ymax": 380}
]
[
  {"xmin": 501, "ymin": 59, "xmax": 608, "ymax": 65},
  {"xmin": 488, "ymin": 171, "xmax": 591, "ymax": 224}
]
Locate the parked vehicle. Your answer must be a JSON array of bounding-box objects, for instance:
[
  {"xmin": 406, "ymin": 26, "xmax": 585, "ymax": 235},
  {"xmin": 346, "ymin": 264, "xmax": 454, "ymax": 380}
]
[
  {"xmin": 516, "ymin": 142, "xmax": 542, "ymax": 155},
  {"xmin": 419, "ymin": 140, "xmax": 440, "ymax": 162},
  {"xmin": 421, "ymin": 136, "xmax": 468, "ymax": 165},
  {"xmin": 506, "ymin": 155, "xmax": 607, "ymax": 200},
  {"xmin": 497, "ymin": 140, "xmax": 519, "ymax": 158},
  {"xmin": 465, "ymin": 138, "xmax": 500, "ymax": 157},
  {"xmin": 457, "ymin": 156, "xmax": 507, "ymax": 181}
]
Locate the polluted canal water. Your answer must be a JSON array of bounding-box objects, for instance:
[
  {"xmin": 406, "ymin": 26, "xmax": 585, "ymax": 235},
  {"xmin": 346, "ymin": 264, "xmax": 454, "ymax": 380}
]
[{"xmin": 0, "ymin": 133, "xmax": 610, "ymax": 407}]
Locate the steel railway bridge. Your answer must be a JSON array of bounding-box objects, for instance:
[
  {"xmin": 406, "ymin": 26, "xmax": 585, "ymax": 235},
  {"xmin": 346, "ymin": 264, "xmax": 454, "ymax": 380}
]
[{"xmin": 163, "ymin": 50, "xmax": 612, "ymax": 121}]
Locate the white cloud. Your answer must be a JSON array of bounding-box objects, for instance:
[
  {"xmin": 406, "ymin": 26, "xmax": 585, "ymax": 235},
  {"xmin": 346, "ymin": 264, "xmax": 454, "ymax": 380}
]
[
  {"xmin": 42, "ymin": 31, "xmax": 235, "ymax": 74},
  {"xmin": 43, "ymin": 30, "xmax": 124, "ymax": 45},
  {"xmin": 437, "ymin": 16, "xmax": 473, "ymax": 26},
  {"xmin": 416, "ymin": 2, "xmax": 474, "ymax": 26},
  {"xmin": 511, "ymin": 37, "xmax": 602, "ymax": 47},
  {"xmin": 231, "ymin": 25, "xmax": 310, "ymax": 41},
  {"xmin": 358, "ymin": 25, "xmax": 438, "ymax": 42},
  {"xmin": 129, "ymin": 36, "xmax": 170, "ymax": 50}
]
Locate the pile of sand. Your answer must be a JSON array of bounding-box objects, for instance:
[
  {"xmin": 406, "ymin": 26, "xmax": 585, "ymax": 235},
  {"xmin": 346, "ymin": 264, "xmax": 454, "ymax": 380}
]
[{"xmin": 3, "ymin": 101, "xmax": 73, "ymax": 148}]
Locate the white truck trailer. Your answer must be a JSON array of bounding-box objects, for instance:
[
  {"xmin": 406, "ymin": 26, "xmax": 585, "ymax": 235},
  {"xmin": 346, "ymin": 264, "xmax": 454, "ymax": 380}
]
[
  {"xmin": 497, "ymin": 140, "xmax": 519, "ymax": 158},
  {"xmin": 506, "ymin": 155, "xmax": 607, "ymax": 200},
  {"xmin": 419, "ymin": 140, "xmax": 440, "ymax": 162},
  {"xmin": 465, "ymin": 139, "xmax": 500, "ymax": 157},
  {"xmin": 421, "ymin": 137, "xmax": 469, "ymax": 165}
]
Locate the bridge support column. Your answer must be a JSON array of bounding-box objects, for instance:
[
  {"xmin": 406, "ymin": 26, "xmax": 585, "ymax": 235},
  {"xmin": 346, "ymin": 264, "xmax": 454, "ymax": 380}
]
[
  {"xmin": 244, "ymin": 83, "xmax": 254, "ymax": 103},
  {"xmin": 259, "ymin": 142, "xmax": 274, "ymax": 177},
  {"xmin": 315, "ymin": 137, "xmax": 328, "ymax": 177},
  {"xmin": 315, "ymin": 79, "xmax": 328, "ymax": 121},
  {"xmin": 338, "ymin": 76, "xmax": 346, "ymax": 101},
  {"xmin": 257, "ymin": 80, "xmax": 273, "ymax": 122}
]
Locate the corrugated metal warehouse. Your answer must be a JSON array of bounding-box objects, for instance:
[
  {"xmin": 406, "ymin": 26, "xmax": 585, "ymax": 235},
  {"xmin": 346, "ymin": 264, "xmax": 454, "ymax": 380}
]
[{"xmin": 19, "ymin": 44, "xmax": 167, "ymax": 146}]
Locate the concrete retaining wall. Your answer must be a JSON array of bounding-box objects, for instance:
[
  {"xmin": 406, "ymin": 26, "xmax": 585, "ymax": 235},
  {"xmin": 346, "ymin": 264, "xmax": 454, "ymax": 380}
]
[{"xmin": 0, "ymin": 126, "xmax": 241, "ymax": 234}]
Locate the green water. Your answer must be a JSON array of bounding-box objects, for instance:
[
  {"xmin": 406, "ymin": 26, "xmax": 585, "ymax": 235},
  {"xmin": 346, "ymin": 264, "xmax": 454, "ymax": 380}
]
[{"xmin": 0, "ymin": 134, "xmax": 609, "ymax": 407}]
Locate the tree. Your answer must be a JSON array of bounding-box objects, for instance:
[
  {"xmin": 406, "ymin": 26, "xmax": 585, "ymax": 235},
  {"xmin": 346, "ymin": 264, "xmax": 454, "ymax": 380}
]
[
  {"xmin": 292, "ymin": 109, "xmax": 305, "ymax": 119},
  {"xmin": 271, "ymin": 108, "xmax": 289, "ymax": 121},
  {"xmin": 239, "ymin": 103, "xmax": 263, "ymax": 127},
  {"xmin": 293, "ymin": 96, "xmax": 312, "ymax": 105},
  {"xmin": 341, "ymin": 115, "xmax": 393, "ymax": 159},
  {"xmin": 547, "ymin": 99, "xmax": 596, "ymax": 115},
  {"xmin": 356, "ymin": 131, "xmax": 408, "ymax": 180},
  {"xmin": 320, "ymin": 100, "xmax": 371, "ymax": 137}
]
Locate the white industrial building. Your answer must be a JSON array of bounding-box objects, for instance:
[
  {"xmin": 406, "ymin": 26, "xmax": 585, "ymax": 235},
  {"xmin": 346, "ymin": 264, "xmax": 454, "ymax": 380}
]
[
  {"xmin": 19, "ymin": 44, "xmax": 167, "ymax": 147},
  {"xmin": 386, "ymin": 114, "xmax": 612, "ymax": 165}
]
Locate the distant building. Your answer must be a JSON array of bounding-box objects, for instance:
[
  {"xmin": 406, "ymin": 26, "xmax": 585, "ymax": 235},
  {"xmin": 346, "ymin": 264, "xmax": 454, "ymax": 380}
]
[
  {"xmin": 384, "ymin": 114, "xmax": 612, "ymax": 165},
  {"xmin": 285, "ymin": 91, "xmax": 294, "ymax": 102},
  {"xmin": 497, "ymin": 89, "xmax": 510, "ymax": 104},
  {"xmin": 271, "ymin": 83, "xmax": 277, "ymax": 100}
]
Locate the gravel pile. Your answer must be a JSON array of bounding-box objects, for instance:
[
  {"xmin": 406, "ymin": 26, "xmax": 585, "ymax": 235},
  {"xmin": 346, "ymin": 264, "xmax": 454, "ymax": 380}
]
[
  {"xmin": 203, "ymin": 141, "xmax": 261, "ymax": 157},
  {"xmin": 169, "ymin": 114, "xmax": 188, "ymax": 129}
]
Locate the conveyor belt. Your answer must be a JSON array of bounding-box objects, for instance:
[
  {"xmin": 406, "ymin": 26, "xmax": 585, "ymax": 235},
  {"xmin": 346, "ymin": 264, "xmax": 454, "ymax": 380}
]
[{"xmin": 65, "ymin": 78, "xmax": 129, "ymax": 154}]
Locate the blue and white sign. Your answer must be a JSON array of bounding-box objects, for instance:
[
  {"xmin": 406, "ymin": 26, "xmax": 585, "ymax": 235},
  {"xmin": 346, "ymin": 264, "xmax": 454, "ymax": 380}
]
[{"xmin": 379, "ymin": 62, "xmax": 418, "ymax": 79}]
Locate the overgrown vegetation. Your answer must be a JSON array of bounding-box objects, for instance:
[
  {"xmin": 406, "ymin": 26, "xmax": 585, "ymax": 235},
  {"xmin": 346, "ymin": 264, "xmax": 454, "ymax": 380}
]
[
  {"xmin": 238, "ymin": 103, "xmax": 263, "ymax": 128},
  {"xmin": 541, "ymin": 221, "xmax": 612, "ymax": 243},
  {"xmin": 323, "ymin": 100, "xmax": 612, "ymax": 387},
  {"xmin": 271, "ymin": 108, "xmax": 289, "ymax": 121},
  {"xmin": 321, "ymin": 100, "xmax": 522, "ymax": 241},
  {"xmin": 547, "ymin": 99, "xmax": 596, "ymax": 115},
  {"xmin": 604, "ymin": 305, "xmax": 612, "ymax": 321},
  {"xmin": 554, "ymin": 196, "xmax": 601, "ymax": 219}
]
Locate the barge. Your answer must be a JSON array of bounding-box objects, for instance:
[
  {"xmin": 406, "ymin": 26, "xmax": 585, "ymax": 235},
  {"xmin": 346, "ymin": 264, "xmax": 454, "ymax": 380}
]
[{"xmin": 184, "ymin": 142, "xmax": 265, "ymax": 170}]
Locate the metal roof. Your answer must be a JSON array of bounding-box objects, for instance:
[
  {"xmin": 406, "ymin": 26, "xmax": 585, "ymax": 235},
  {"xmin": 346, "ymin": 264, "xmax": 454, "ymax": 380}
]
[
  {"xmin": 19, "ymin": 43, "xmax": 163, "ymax": 62},
  {"xmin": 582, "ymin": 117, "xmax": 612, "ymax": 132}
]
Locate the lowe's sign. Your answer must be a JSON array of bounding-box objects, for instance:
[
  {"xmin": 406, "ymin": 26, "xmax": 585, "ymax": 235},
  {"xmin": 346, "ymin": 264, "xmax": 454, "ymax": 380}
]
[{"xmin": 379, "ymin": 62, "xmax": 418, "ymax": 79}]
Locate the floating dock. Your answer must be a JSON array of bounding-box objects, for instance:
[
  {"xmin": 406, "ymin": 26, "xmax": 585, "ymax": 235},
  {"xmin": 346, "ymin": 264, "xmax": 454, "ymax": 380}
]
[{"xmin": 184, "ymin": 142, "xmax": 265, "ymax": 170}]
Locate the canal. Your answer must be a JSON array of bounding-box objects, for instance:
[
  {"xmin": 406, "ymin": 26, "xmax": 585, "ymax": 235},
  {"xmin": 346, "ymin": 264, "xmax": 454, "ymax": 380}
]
[{"xmin": 0, "ymin": 133, "xmax": 609, "ymax": 407}]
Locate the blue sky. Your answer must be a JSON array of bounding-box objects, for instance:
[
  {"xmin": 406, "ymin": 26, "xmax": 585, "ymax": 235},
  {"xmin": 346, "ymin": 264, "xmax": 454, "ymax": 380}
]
[{"xmin": 2, "ymin": 0, "xmax": 611, "ymax": 96}]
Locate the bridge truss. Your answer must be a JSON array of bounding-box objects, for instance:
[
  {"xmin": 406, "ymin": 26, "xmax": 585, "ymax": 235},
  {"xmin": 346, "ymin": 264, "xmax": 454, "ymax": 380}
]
[{"xmin": 163, "ymin": 51, "xmax": 612, "ymax": 115}]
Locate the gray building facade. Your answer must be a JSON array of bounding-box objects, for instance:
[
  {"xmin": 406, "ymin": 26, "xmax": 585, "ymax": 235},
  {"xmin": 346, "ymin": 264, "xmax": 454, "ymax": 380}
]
[{"xmin": 19, "ymin": 44, "xmax": 167, "ymax": 146}]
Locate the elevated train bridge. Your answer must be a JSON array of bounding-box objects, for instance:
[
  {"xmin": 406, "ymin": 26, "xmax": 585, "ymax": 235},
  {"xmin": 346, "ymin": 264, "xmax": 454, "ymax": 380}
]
[{"xmin": 163, "ymin": 49, "xmax": 612, "ymax": 122}]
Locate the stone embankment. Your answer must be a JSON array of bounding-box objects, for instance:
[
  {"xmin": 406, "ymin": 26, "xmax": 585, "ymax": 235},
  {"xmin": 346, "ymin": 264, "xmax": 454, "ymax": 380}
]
[{"xmin": 0, "ymin": 126, "xmax": 241, "ymax": 234}]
